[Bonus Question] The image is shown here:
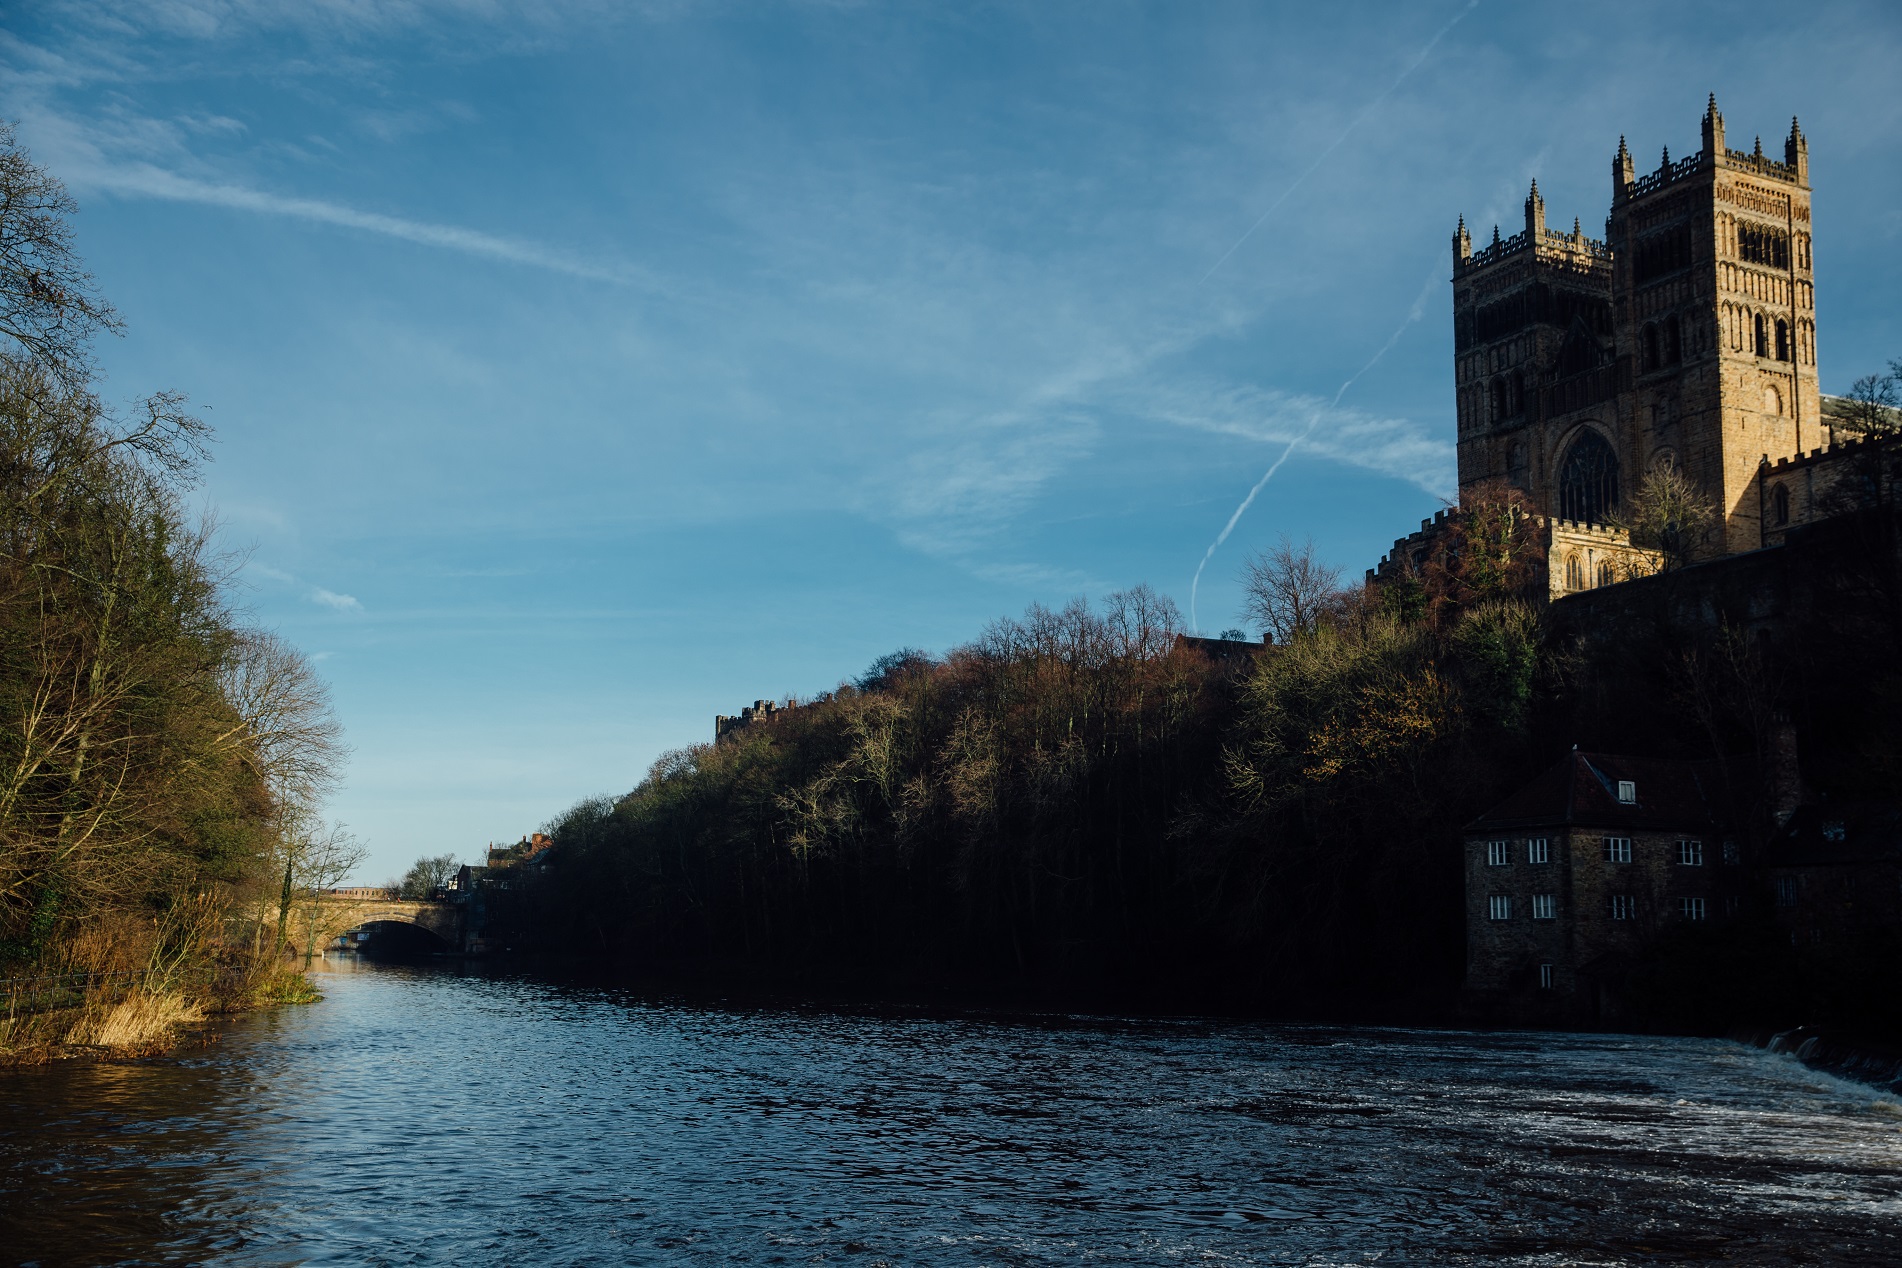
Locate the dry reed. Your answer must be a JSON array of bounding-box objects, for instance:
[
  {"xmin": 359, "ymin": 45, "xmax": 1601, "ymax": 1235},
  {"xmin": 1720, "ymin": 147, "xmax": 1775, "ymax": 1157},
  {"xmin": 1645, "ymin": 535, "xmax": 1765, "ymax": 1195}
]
[{"xmin": 64, "ymin": 990, "xmax": 206, "ymax": 1050}]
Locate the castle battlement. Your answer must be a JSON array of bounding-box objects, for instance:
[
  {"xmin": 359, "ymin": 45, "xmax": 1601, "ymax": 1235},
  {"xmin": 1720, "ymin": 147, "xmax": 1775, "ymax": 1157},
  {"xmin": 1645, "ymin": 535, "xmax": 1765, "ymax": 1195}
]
[
  {"xmin": 1456, "ymin": 224, "xmax": 1612, "ymax": 277},
  {"xmin": 1618, "ymin": 148, "xmax": 1705, "ymax": 202},
  {"xmin": 1547, "ymin": 518, "xmax": 1632, "ymax": 540}
]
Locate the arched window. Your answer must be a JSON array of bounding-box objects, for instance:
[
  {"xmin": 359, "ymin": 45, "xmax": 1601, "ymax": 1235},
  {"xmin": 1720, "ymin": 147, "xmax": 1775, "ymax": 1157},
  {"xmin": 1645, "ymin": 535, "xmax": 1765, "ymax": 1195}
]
[
  {"xmin": 1597, "ymin": 561, "xmax": 1616, "ymax": 588},
  {"xmin": 1565, "ymin": 554, "xmax": 1582, "ymax": 591},
  {"xmin": 1641, "ymin": 324, "xmax": 1660, "ymax": 372},
  {"xmin": 1559, "ymin": 430, "xmax": 1620, "ymax": 525},
  {"xmin": 1511, "ymin": 370, "xmax": 1524, "ymax": 415},
  {"xmin": 1772, "ymin": 483, "xmax": 1790, "ymax": 526},
  {"xmin": 1490, "ymin": 378, "xmax": 1506, "ymax": 421},
  {"xmin": 1559, "ymin": 325, "xmax": 1599, "ymax": 378},
  {"xmin": 1754, "ymin": 313, "xmax": 1769, "ymax": 358},
  {"xmin": 1775, "ymin": 319, "xmax": 1790, "ymax": 362},
  {"xmin": 1665, "ymin": 315, "xmax": 1682, "ymax": 364}
]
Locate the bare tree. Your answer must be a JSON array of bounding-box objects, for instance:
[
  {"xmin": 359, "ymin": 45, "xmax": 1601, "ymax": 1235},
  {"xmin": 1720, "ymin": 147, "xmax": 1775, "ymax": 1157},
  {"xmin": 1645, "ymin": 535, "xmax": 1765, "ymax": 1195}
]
[
  {"xmin": 1839, "ymin": 360, "xmax": 1901, "ymax": 439},
  {"xmin": 1238, "ymin": 536, "xmax": 1344, "ymax": 643},
  {"xmin": 0, "ymin": 123, "xmax": 121, "ymax": 385},
  {"xmin": 1621, "ymin": 465, "xmax": 1720, "ymax": 570},
  {"xmin": 397, "ymin": 852, "xmax": 461, "ymax": 899},
  {"xmin": 218, "ymin": 628, "xmax": 347, "ymax": 815},
  {"xmin": 270, "ymin": 817, "xmax": 367, "ymax": 965}
]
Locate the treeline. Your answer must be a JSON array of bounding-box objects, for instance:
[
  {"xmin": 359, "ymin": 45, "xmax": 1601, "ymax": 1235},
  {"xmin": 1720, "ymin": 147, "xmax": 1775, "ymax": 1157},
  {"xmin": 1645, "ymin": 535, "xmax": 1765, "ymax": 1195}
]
[
  {"xmin": 514, "ymin": 469, "xmax": 1902, "ymax": 1026},
  {"xmin": 511, "ymin": 503, "xmax": 1556, "ymax": 1013},
  {"xmin": 0, "ymin": 125, "xmax": 348, "ymax": 1057}
]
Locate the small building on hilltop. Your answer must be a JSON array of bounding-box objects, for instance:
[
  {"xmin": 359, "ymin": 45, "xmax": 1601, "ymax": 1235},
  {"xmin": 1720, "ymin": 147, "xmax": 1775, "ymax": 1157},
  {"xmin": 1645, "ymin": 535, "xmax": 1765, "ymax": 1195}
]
[{"xmin": 1463, "ymin": 751, "xmax": 1745, "ymax": 1024}]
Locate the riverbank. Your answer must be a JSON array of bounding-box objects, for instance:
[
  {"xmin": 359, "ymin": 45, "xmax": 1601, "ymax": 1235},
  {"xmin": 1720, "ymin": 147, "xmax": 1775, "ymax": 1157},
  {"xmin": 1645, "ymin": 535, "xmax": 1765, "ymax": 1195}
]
[{"xmin": 0, "ymin": 964, "xmax": 321, "ymax": 1067}]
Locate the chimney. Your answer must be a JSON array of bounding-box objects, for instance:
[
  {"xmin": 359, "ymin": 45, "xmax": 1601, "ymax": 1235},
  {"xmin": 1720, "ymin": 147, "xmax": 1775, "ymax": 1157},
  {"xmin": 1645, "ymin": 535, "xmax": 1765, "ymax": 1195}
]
[{"xmin": 1767, "ymin": 710, "xmax": 1803, "ymax": 826}]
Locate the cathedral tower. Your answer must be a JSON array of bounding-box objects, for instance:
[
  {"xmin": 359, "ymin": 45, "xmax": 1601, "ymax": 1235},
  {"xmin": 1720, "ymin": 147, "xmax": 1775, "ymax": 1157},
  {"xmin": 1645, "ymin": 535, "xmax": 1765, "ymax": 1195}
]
[
  {"xmin": 1451, "ymin": 184, "xmax": 1614, "ymax": 516},
  {"xmin": 1607, "ymin": 96, "xmax": 1817, "ymax": 553},
  {"xmin": 1449, "ymin": 98, "xmax": 1818, "ymax": 558}
]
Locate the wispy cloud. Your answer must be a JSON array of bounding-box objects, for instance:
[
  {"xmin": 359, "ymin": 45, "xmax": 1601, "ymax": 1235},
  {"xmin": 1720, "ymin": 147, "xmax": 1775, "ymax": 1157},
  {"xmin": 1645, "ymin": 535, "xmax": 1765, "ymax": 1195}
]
[
  {"xmin": 247, "ymin": 562, "xmax": 365, "ymax": 613},
  {"xmin": 1135, "ymin": 381, "xmax": 1454, "ymax": 498},
  {"xmin": 70, "ymin": 155, "xmax": 652, "ymax": 287}
]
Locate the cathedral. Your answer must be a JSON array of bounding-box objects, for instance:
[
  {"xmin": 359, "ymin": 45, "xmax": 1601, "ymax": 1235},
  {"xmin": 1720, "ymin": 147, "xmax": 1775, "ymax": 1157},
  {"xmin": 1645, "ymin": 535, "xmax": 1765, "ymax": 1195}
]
[{"xmin": 1372, "ymin": 97, "xmax": 1867, "ymax": 595}]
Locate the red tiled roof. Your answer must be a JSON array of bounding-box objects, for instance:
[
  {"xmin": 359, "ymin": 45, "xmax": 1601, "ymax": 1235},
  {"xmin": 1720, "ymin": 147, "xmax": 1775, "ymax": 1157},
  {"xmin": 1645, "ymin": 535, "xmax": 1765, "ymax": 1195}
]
[{"xmin": 1466, "ymin": 751, "xmax": 1722, "ymax": 833}]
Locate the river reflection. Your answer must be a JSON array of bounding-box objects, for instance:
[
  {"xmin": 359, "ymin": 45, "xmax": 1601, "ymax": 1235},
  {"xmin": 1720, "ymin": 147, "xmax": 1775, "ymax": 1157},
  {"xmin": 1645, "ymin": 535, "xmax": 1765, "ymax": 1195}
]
[{"xmin": 3, "ymin": 957, "xmax": 1900, "ymax": 1266}]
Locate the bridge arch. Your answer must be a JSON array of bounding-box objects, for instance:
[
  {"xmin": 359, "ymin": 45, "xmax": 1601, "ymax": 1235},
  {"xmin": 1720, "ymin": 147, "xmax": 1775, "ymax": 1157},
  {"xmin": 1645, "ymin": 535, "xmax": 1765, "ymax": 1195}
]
[
  {"xmin": 315, "ymin": 894, "xmax": 464, "ymax": 956},
  {"xmin": 349, "ymin": 918, "xmax": 454, "ymax": 957}
]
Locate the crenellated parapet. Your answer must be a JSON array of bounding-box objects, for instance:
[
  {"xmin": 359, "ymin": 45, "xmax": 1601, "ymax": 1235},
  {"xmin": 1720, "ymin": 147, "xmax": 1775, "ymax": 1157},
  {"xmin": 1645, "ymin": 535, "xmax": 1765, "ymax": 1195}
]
[
  {"xmin": 1755, "ymin": 427, "xmax": 1900, "ymax": 550},
  {"xmin": 1365, "ymin": 508, "xmax": 1663, "ymax": 602},
  {"xmin": 1366, "ymin": 507, "xmax": 1458, "ymax": 584}
]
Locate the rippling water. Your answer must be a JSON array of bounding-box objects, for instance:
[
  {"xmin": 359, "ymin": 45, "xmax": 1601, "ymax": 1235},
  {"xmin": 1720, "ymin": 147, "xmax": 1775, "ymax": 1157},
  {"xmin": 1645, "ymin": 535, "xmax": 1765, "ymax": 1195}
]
[{"xmin": 3, "ymin": 958, "xmax": 1900, "ymax": 1266}]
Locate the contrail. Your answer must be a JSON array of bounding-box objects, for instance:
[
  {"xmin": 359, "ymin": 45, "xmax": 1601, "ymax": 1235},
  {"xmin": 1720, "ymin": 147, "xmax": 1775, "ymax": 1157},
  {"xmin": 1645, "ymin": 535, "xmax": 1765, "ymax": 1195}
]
[
  {"xmin": 1200, "ymin": 0, "xmax": 1479, "ymax": 285},
  {"xmin": 68, "ymin": 159, "xmax": 652, "ymax": 288},
  {"xmin": 1189, "ymin": 253, "xmax": 1446, "ymax": 632}
]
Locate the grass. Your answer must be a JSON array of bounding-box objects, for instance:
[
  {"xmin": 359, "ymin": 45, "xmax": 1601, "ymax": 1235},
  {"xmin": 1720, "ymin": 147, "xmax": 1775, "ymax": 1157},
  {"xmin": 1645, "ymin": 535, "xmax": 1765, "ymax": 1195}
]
[
  {"xmin": 65, "ymin": 990, "xmax": 207, "ymax": 1050},
  {"xmin": 0, "ymin": 961, "xmax": 324, "ymax": 1064}
]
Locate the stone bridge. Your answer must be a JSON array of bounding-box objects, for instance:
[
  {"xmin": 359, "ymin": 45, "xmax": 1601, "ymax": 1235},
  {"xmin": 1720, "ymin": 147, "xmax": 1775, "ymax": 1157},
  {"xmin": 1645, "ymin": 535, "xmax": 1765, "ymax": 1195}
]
[{"xmin": 315, "ymin": 890, "xmax": 465, "ymax": 952}]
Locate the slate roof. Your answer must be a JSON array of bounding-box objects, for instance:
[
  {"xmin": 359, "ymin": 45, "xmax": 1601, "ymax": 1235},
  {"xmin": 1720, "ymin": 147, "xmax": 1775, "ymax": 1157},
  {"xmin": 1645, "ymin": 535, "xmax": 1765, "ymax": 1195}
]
[
  {"xmin": 1767, "ymin": 802, "xmax": 1902, "ymax": 868},
  {"xmin": 1466, "ymin": 751, "xmax": 1723, "ymax": 833}
]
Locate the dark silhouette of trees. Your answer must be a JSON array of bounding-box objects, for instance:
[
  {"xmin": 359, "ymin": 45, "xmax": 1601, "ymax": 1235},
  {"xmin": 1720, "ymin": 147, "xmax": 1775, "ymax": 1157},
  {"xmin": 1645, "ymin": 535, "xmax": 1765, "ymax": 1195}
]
[{"xmin": 0, "ymin": 122, "xmax": 339, "ymax": 1054}]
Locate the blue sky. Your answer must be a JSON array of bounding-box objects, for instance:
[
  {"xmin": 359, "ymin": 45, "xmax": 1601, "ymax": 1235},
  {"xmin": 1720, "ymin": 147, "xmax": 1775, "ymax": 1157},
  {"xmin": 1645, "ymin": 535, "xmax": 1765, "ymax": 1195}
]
[{"xmin": 5, "ymin": 1, "xmax": 1900, "ymax": 883}]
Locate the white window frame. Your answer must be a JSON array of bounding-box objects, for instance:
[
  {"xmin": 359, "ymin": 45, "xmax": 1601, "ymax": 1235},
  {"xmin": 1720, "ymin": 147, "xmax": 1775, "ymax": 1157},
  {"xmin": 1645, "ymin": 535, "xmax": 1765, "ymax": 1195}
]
[
  {"xmin": 1486, "ymin": 840, "xmax": 1510, "ymax": 867},
  {"xmin": 1609, "ymin": 894, "xmax": 1635, "ymax": 921},
  {"xmin": 1527, "ymin": 837, "xmax": 1549, "ymax": 864},
  {"xmin": 1677, "ymin": 838, "xmax": 1704, "ymax": 867},
  {"xmin": 1617, "ymin": 780, "xmax": 1637, "ymax": 804},
  {"xmin": 1532, "ymin": 894, "xmax": 1556, "ymax": 920},
  {"xmin": 1775, "ymin": 876, "xmax": 1798, "ymax": 907},
  {"xmin": 1488, "ymin": 894, "xmax": 1512, "ymax": 921},
  {"xmin": 1679, "ymin": 896, "xmax": 1707, "ymax": 921},
  {"xmin": 1538, "ymin": 963, "xmax": 1554, "ymax": 990},
  {"xmin": 1604, "ymin": 836, "xmax": 1632, "ymax": 863}
]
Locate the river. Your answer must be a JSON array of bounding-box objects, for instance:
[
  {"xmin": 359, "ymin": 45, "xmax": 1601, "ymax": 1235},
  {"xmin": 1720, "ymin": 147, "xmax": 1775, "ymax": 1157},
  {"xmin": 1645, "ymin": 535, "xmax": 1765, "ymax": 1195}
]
[{"xmin": 2, "ymin": 957, "xmax": 1899, "ymax": 1266}]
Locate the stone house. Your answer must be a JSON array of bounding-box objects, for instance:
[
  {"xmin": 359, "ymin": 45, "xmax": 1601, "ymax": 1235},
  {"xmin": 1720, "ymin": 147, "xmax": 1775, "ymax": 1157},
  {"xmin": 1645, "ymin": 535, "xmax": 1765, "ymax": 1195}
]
[
  {"xmin": 1463, "ymin": 751, "xmax": 1744, "ymax": 1023},
  {"xmin": 1766, "ymin": 802, "xmax": 1902, "ymax": 949}
]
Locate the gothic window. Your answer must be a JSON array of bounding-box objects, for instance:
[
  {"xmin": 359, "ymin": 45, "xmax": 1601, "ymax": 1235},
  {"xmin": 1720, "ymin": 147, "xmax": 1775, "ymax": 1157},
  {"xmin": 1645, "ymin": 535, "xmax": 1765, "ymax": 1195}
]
[
  {"xmin": 1665, "ymin": 315, "xmax": 1682, "ymax": 364},
  {"xmin": 1642, "ymin": 324, "xmax": 1660, "ymax": 372},
  {"xmin": 1511, "ymin": 370, "xmax": 1524, "ymax": 414},
  {"xmin": 1754, "ymin": 313, "xmax": 1769, "ymax": 358},
  {"xmin": 1775, "ymin": 318, "xmax": 1790, "ymax": 362},
  {"xmin": 1597, "ymin": 560, "xmax": 1616, "ymax": 588},
  {"xmin": 1635, "ymin": 224, "xmax": 1693, "ymax": 283},
  {"xmin": 1772, "ymin": 483, "xmax": 1790, "ymax": 526},
  {"xmin": 1738, "ymin": 225, "xmax": 1790, "ymax": 269},
  {"xmin": 1559, "ymin": 323, "xmax": 1599, "ymax": 378},
  {"xmin": 1558, "ymin": 430, "xmax": 1619, "ymax": 525},
  {"xmin": 1565, "ymin": 554, "xmax": 1582, "ymax": 590},
  {"xmin": 1490, "ymin": 378, "xmax": 1506, "ymax": 422}
]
